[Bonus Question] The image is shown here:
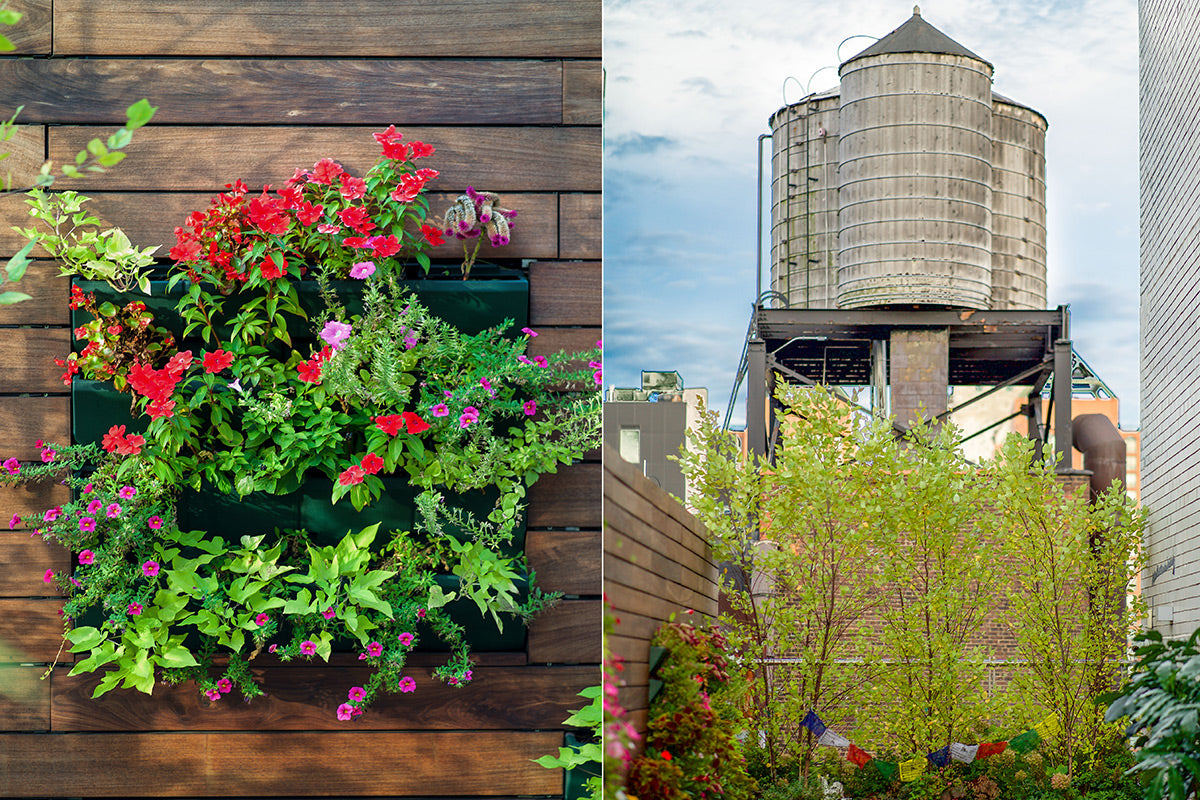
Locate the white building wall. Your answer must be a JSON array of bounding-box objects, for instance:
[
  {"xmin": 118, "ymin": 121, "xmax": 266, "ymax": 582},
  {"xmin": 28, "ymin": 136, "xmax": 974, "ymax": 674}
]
[{"xmin": 1141, "ymin": 0, "xmax": 1200, "ymax": 633}]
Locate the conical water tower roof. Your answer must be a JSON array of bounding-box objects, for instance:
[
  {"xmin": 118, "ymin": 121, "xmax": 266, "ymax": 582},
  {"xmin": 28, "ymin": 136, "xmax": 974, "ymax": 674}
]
[{"xmin": 841, "ymin": 6, "xmax": 992, "ymax": 70}]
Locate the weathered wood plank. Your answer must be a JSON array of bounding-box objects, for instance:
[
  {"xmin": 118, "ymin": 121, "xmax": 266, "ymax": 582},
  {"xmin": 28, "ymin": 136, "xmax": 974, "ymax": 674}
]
[
  {"xmin": 527, "ymin": 598, "xmax": 599, "ymax": 664},
  {"xmin": 525, "ymin": 530, "xmax": 600, "ymax": 596},
  {"xmin": 0, "ymin": 125, "xmax": 43, "ymax": 189},
  {"xmin": 0, "ymin": 398, "xmax": 70, "ymax": 461},
  {"xmin": 1, "ymin": 0, "xmax": 50, "ymax": 54},
  {"xmin": 0, "ymin": 262, "xmax": 70, "ymax": 326},
  {"xmin": 0, "ymin": 731, "xmax": 562, "ymax": 795},
  {"xmin": 0, "ymin": 482, "xmax": 70, "ymax": 524},
  {"xmin": 54, "ymin": 0, "xmax": 600, "ymax": 58},
  {"xmin": 0, "ymin": 599, "xmax": 63, "ymax": 663},
  {"xmin": 51, "ymin": 664, "xmax": 596, "ymax": 731},
  {"xmin": 563, "ymin": 62, "xmax": 603, "ymax": 125},
  {"xmin": 559, "ymin": 194, "xmax": 601, "ymax": 258},
  {"xmin": 0, "ymin": 328, "xmax": 72, "ymax": 393},
  {"xmin": 48, "ymin": 127, "xmax": 600, "ymax": 192},
  {"xmin": 0, "ymin": 534, "xmax": 70, "ymax": 598},
  {"xmin": 0, "ymin": 666, "xmax": 50, "ymax": 731},
  {"xmin": 529, "ymin": 261, "xmax": 600, "ymax": 326},
  {"xmin": 526, "ymin": 462, "xmax": 599, "ymax": 529},
  {"xmin": 0, "ymin": 59, "xmax": 562, "ymax": 125},
  {"xmin": 1, "ymin": 192, "xmax": 559, "ymax": 259}
]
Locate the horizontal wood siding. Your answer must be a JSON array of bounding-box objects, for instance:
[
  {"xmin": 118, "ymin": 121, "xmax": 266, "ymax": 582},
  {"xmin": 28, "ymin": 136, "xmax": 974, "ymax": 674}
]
[{"xmin": 0, "ymin": 0, "xmax": 599, "ymax": 795}]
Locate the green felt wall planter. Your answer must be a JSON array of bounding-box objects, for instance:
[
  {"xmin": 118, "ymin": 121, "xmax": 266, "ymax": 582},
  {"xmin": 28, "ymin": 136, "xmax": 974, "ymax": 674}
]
[{"xmin": 563, "ymin": 732, "xmax": 601, "ymax": 800}]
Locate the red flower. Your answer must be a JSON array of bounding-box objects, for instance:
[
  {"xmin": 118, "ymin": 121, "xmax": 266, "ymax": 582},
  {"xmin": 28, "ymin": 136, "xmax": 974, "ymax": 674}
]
[
  {"xmin": 203, "ymin": 349, "xmax": 234, "ymax": 374},
  {"xmin": 247, "ymin": 190, "xmax": 290, "ymax": 235},
  {"xmin": 389, "ymin": 172, "xmax": 428, "ymax": 203},
  {"xmin": 338, "ymin": 465, "xmax": 365, "ymax": 486},
  {"xmin": 661, "ymin": 750, "xmax": 672, "ymax": 761},
  {"xmin": 339, "ymin": 174, "xmax": 367, "ymax": 200},
  {"xmin": 260, "ymin": 253, "xmax": 287, "ymax": 280},
  {"xmin": 374, "ymin": 414, "xmax": 403, "ymax": 436},
  {"xmin": 402, "ymin": 411, "xmax": 431, "ymax": 434},
  {"xmin": 360, "ymin": 453, "xmax": 384, "ymax": 475},
  {"xmin": 382, "ymin": 140, "xmax": 409, "ymax": 160},
  {"xmin": 369, "ymin": 234, "xmax": 401, "ymax": 258},
  {"xmin": 297, "ymin": 358, "xmax": 322, "ymax": 383},
  {"xmin": 373, "ymin": 125, "xmax": 404, "ymax": 147},
  {"xmin": 295, "ymin": 200, "xmax": 324, "ymax": 226},
  {"xmin": 311, "ymin": 158, "xmax": 344, "ymax": 185},
  {"xmin": 409, "ymin": 141, "xmax": 435, "ymax": 158},
  {"xmin": 146, "ymin": 398, "xmax": 176, "ymax": 419},
  {"xmin": 342, "ymin": 236, "xmax": 372, "ymax": 249},
  {"xmin": 337, "ymin": 206, "xmax": 375, "ymax": 235},
  {"xmin": 101, "ymin": 425, "xmax": 145, "ymax": 456},
  {"xmin": 420, "ymin": 224, "xmax": 445, "ymax": 247}
]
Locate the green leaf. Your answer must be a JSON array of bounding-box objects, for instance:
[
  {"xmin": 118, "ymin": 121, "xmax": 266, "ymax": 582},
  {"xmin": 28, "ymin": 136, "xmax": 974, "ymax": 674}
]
[
  {"xmin": 0, "ymin": 9, "xmax": 23, "ymax": 25},
  {"xmin": 125, "ymin": 98, "xmax": 157, "ymax": 129},
  {"xmin": 0, "ymin": 290, "xmax": 32, "ymax": 305},
  {"xmin": 97, "ymin": 151, "xmax": 126, "ymax": 167},
  {"xmin": 157, "ymin": 644, "xmax": 199, "ymax": 669},
  {"xmin": 0, "ymin": 34, "xmax": 13, "ymax": 53},
  {"xmin": 427, "ymin": 583, "xmax": 455, "ymax": 609},
  {"xmin": 66, "ymin": 626, "xmax": 106, "ymax": 652}
]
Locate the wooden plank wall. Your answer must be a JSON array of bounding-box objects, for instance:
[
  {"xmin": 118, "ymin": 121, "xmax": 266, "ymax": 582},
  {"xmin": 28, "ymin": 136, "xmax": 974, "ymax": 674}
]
[
  {"xmin": 0, "ymin": 2, "xmax": 600, "ymax": 796},
  {"xmin": 602, "ymin": 445, "xmax": 719, "ymax": 744}
]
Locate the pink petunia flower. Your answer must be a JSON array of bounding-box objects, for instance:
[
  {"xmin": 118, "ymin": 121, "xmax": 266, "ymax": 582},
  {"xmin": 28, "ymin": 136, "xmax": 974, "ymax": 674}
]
[
  {"xmin": 128, "ymin": 602, "xmax": 143, "ymax": 615},
  {"xmin": 78, "ymin": 550, "xmax": 95, "ymax": 565},
  {"xmin": 106, "ymin": 503, "xmax": 122, "ymax": 518},
  {"xmin": 205, "ymin": 688, "xmax": 220, "ymax": 701},
  {"xmin": 320, "ymin": 320, "xmax": 353, "ymax": 351},
  {"xmin": 397, "ymin": 632, "xmax": 414, "ymax": 647},
  {"xmin": 397, "ymin": 676, "xmax": 416, "ymax": 693},
  {"xmin": 118, "ymin": 486, "xmax": 137, "ymax": 500},
  {"xmin": 43, "ymin": 569, "xmax": 54, "ymax": 583},
  {"xmin": 349, "ymin": 260, "xmax": 376, "ymax": 279},
  {"xmin": 8, "ymin": 513, "xmax": 18, "ymax": 529},
  {"xmin": 2, "ymin": 457, "xmax": 19, "ymax": 475},
  {"xmin": 217, "ymin": 678, "xmax": 232, "ymax": 694},
  {"xmin": 480, "ymin": 377, "xmax": 495, "ymax": 397},
  {"xmin": 431, "ymin": 403, "xmax": 449, "ymax": 417},
  {"xmin": 148, "ymin": 516, "xmax": 163, "ymax": 529},
  {"xmin": 348, "ymin": 686, "xmax": 367, "ymax": 702},
  {"xmin": 336, "ymin": 703, "xmax": 355, "ymax": 721},
  {"xmin": 79, "ymin": 517, "xmax": 96, "ymax": 533},
  {"xmin": 416, "ymin": 608, "xmax": 426, "ymax": 619},
  {"xmin": 142, "ymin": 560, "xmax": 160, "ymax": 577},
  {"xmin": 86, "ymin": 499, "xmax": 102, "ymax": 514},
  {"xmin": 300, "ymin": 640, "xmax": 317, "ymax": 655},
  {"xmin": 533, "ymin": 356, "xmax": 548, "ymax": 368},
  {"xmin": 40, "ymin": 448, "xmax": 56, "ymax": 463},
  {"xmin": 82, "ymin": 483, "xmax": 93, "ymax": 493},
  {"xmin": 255, "ymin": 612, "xmax": 270, "ymax": 626},
  {"xmin": 322, "ymin": 607, "xmax": 336, "ymax": 620},
  {"xmin": 43, "ymin": 508, "xmax": 61, "ymax": 523},
  {"xmin": 458, "ymin": 406, "xmax": 479, "ymax": 428},
  {"xmin": 521, "ymin": 327, "xmax": 538, "ymax": 337},
  {"xmin": 523, "ymin": 400, "xmax": 537, "ymax": 416},
  {"xmin": 366, "ymin": 641, "xmax": 383, "ymax": 657}
]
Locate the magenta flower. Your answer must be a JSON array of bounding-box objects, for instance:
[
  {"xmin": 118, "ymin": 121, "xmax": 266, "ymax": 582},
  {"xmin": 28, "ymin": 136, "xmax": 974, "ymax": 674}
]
[
  {"xmin": 533, "ymin": 355, "xmax": 548, "ymax": 368},
  {"xmin": 431, "ymin": 403, "xmax": 449, "ymax": 417},
  {"xmin": 349, "ymin": 260, "xmax": 376, "ymax": 279},
  {"xmin": 596, "ymin": 339, "xmax": 602, "ymax": 349},
  {"xmin": 417, "ymin": 608, "xmax": 426, "ymax": 619},
  {"xmin": 40, "ymin": 448, "xmax": 56, "ymax": 463},
  {"xmin": 521, "ymin": 327, "xmax": 538, "ymax": 337},
  {"xmin": 458, "ymin": 406, "xmax": 479, "ymax": 428},
  {"xmin": 78, "ymin": 550, "xmax": 95, "ymax": 566},
  {"xmin": 397, "ymin": 632, "xmax": 414, "ymax": 647},
  {"xmin": 348, "ymin": 686, "xmax": 367, "ymax": 702},
  {"xmin": 366, "ymin": 641, "xmax": 383, "ymax": 657},
  {"xmin": 255, "ymin": 612, "xmax": 270, "ymax": 626},
  {"xmin": 142, "ymin": 560, "xmax": 160, "ymax": 577},
  {"xmin": 8, "ymin": 514, "xmax": 18, "ymax": 529},
  {"xmin": 118, "ymin": 486, "xmax": 136, "ymax": 500},
  {"xmin": 268, "ymin": 644, "xmax": 278, "ymax": 654},
  {"xmin": 2, "ymin": 457, "xmax": 18, "ymax": 475},
  {"xmin": 105, "ymin": 503, "xmax": 122, "ymax": 519},
  {"xmin": 523, "ymin": 400, "xmax": 537, "ymax": 416},
  {"xmin": 148, "ymin": 516, "xmax": 162, "ymax": 529},
  {"xmin": 319, "ymin": 320, "xmax": 352, "ymax": 351},
  {"xmin": 128, "ymin": 602, "xmax": 142, "ymax": 615},
  {"xmin": 300, "ymin": 640, "xmax": 317, "ymax": 655},
  {"xmin": 217, "ymin": 678, "xmax": 232, "ymax": 694},
  {"xmin": 336, "ymin": 703, "xmax": 355, "ymax": 721},
  {"xmin": 205, "ymin": 688, "xmax": 220, "ymax": 701},
  {"xmin": 463, "ymin": 670, "xmax": 473, "ymax": 682},
  {"xmin": 480, "ymin": 377, "xmax": 495, "ymax": 397},
  {"xmin": 403, "ymin": 333, "xmax": 417, "ymax": 349},
  {"xmin": 82, "ymin": 483, "xmax": 93, "ymax": 493},
  {"xmin": 43, "ymin": 508, "xmax": 61, "ymax": 523},
  {"xmin": 398, "ymin": 676, "xmax": 416, "ymax": 693},
  {"xmin": 79, "ymin": 517, "xmax": 96, "ymax": 533},
  {"xmin": 86, "ymin": 499, "xmax": 102, "ymax": 514},
  {"xmin": 322, "ymin": 606, "xmax": 336, "ymax": 620},
  {"xmin": 42, "ymin": 569, "xmax": 54, "ymax": 583}
]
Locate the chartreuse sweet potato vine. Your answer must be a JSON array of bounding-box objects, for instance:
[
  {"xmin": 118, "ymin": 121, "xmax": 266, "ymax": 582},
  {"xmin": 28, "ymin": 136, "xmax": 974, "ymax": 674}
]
[{"xmin": 3, "ymin": 127, "xmax": 602, "ymax": 719}]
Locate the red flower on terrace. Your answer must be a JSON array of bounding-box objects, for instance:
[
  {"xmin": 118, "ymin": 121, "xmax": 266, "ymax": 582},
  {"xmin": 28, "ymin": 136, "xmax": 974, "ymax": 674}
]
[
  {"xmin": 202, "ymin": 349, "xmax": 234, "ymax": 374},
  {"xmin": 360, "ymin": 453, "xmax": 384, "ymax": 475},
  {"xmin": 373, "ymin": 125, "xmax": 408, "ymax": 160},
  {"xmin": 338, "ymin": 465, "xmax": 365, "ymax": 486},
  {"xmin": 339, "ymin": 174, "xmax": 367, "ymax": 201},
  {"xmin": 260, "ymin": 253, "xmax": 287, "ymax": 280},
  {"xmin": 374, "ymin": 414, "xmax": 403, "ymax": 436},
  {"xmin": 337, "ymin": 206, "xmax": 375, "ymax": 235},
  {"xmin": 342, "ymin": 236, "xmax": 372, "ymax": 249},
  {"xmin": 147, "ymin": 399, "xmax": 177, "ymax": 420},
  {"xmin": 409, "ymin": 141, "xmax": 435, "ymax": 158},
  {"xmin": 369, "ymin": 234, "xmax": 401, "ymax": 258},
  {"xmin": 101, "ymin": 425, "xmax": 145, "ymax": 456},
  {"xmin": 297, "ymin": 358, "xmax": 322, "ymax": 384},
  {"xmin": 295, "ymin": 200, "xmax": 324, "ymax": 226},
  {"xmin": 420, "ymin": 224, "xmax": 445, "ymax": 247},
  {"xmin": 401, "ymin": 411, "xmax": 431, "ymax": 434},
  {"xmin": 389, "ymin": 172, "xmax": 428, "ymax": 204},
  {"xmin": 311, "ymin": 158, "xmax": 344, "ymax": 186},
  {"xmin": 247, "ymin": 190, "xmax": 290, "ymax": 236}
]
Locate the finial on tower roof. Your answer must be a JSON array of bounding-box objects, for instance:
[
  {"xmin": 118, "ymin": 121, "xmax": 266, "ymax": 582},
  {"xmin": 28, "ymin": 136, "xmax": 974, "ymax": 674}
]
[{"xmin": 914, "ymin": 5, "xmax": 921, "ymax": 15}]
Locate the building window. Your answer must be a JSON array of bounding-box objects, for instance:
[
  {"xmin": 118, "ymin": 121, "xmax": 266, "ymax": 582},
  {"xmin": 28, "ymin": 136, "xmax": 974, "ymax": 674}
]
[{"xmin": 619, "ymin": 427, "xmax": 641, "ymax": 464}]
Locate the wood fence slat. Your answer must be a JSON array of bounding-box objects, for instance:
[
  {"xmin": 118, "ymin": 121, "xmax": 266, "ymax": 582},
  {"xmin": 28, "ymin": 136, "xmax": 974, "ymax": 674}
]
[
  {"xmin": 0, "ymin": 329, "xmax": 72, "ymax": 393},
  {"xmin": 2, "ymin": 125, "xmax": 44, "ymax": 188},
  {"xmin": 0, "ymin": 731, "xmax": 562, "ymax": 795},
  {"xmin": 526, "ymin": 462, "xmax": 599, "ymax": 529},
  {"xmin": 529, "ymin": 261, "xmax": 600, "ymax": 326},
  {"xmin": 47, "ymin": 127, "xmax": 601, "ymax": 193},
  {"xmin": 0, "ymin": 666, "xmax": 50, "ymax": 731},
  {"xmin": 51, "ymin": 665, "xmax": 596, "ymax": 732},
  {"xmin": 0, "ymin": 534, "xmax": 70, "ymax": 598},
  {"xmin": 563, "ymin": 62, "xmax": 603, "ymax": 125},
  {"xmin": 0, "ymin": 60, "xmax": 562, "ymax": 125},
  {"xmin": 0, "ymin": 398, "xmax": 70, "ymax": 461},
  {"xmin": 525, "ymin": 530, "xmax": 600, "ymax": 596},
  {"xmin": 2, "ymin": 0, "xmax": 50, "ymax": 54},
  {"xmin": 1, "ymin": 192, "xmax": 559, "ymax": 259},
  {"xmin": 0, "ymin": 263, "xmax": 69, "ymax": 325},
  {"xmin": 54, "ymin": 0, "xmax": 599, "ymax": 58},
  {"xmin": 559, "ymin": 194, "xmax": 601, "ymax": 258},
  {"xmin": 527, "ymin": 599, "xmax": 599, "ymax": 664},
  {"xmin": 0, "ymin": 599, "xmax": 63, "ymax": 663}
]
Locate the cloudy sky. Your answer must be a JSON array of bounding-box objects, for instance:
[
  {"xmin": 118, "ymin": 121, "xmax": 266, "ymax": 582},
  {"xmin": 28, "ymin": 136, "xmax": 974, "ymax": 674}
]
[{"xmin": 603, "ymin": 0, "xmax": 1139, "ymax": 429}]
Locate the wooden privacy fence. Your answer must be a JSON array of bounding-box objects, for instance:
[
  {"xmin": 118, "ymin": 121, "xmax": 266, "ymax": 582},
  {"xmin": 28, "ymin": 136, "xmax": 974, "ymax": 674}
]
[
  {"xmin": 0, "ymin": 1, "xmax": 600, "ymax": 796},
  {"xmin": 602, "ymin": 445, "xmax": 720, "ymax": 738}
]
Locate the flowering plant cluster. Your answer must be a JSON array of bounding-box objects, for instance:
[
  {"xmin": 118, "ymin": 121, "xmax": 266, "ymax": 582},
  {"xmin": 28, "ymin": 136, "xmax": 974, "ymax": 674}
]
[{"xmin": 5, "ymin": 127, "xmax": 601, "ymax": 719}]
